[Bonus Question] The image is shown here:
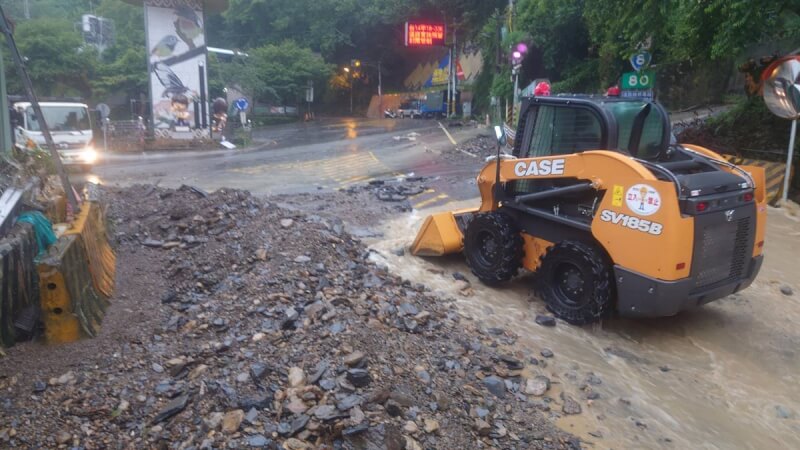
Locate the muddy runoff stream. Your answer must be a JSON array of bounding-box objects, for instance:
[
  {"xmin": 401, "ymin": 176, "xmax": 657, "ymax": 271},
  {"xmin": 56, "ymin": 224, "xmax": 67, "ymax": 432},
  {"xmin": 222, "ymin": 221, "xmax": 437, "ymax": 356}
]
[{"xmin": 364, "ymin": 200, "xmax": 800, "ymax": 449}]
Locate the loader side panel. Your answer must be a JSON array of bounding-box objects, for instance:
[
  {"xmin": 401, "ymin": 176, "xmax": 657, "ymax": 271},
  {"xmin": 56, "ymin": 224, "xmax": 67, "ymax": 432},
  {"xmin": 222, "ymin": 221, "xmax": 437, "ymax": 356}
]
[{"xmin": 590, "ymin": 177, "xmax": 694, "ymax": 281}]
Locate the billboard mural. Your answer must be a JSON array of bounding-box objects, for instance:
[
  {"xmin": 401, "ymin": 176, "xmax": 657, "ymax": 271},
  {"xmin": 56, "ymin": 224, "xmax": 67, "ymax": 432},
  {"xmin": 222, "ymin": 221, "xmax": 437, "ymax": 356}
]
[{"xmin": 145, "ymin": 0, "xmax": 208, "ymax": 139}]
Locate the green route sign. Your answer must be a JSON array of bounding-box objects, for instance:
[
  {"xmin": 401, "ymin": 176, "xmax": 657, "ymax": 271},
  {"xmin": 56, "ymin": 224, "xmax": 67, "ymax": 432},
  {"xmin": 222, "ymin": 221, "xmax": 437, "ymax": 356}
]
[{"xmin": 622, "ymin": 70, "xmax": 655, "ymax": 90}]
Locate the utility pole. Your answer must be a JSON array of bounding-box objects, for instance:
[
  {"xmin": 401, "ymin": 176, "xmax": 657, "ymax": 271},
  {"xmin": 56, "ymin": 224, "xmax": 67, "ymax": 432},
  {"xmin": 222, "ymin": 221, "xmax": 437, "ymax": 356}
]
[
  {"xmin": 0, "ymin": 47, "xmax": 11, "ymax": 154},
  {"xmin": 451, "ymin": 19, "xmax": 457, "ymax": 118},
  {"xmin": 378, "ymin": 60, "xmax": 382, "ymax": 115},
  {"xmin": 0, "ymin": 5, "xmax": 78, "ymax": 210}
]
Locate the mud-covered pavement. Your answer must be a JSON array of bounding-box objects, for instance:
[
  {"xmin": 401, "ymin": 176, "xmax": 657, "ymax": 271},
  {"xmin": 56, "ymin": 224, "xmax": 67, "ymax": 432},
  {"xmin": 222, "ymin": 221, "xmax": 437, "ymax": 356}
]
[{"xmin": 363, "ymin": 201, "xmax": 800, "ymax": 450}]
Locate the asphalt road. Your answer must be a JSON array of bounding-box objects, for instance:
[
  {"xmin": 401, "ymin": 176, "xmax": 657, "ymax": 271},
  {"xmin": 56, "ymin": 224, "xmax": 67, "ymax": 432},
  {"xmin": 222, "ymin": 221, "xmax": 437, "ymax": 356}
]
[{"xmin": 87, "ymin": 117, "xmax": 483, "ymax": 208}]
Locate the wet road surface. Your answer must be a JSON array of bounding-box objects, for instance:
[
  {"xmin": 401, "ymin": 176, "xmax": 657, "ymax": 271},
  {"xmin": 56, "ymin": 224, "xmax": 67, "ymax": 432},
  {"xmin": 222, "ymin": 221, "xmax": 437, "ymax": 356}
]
[
  {"xmin": 89, "ymin": 117, "xmax": 481, "ymax": 203},
  {"xmin": 367, "ymin": 202, "xmax": 800, "ymax": 450}
]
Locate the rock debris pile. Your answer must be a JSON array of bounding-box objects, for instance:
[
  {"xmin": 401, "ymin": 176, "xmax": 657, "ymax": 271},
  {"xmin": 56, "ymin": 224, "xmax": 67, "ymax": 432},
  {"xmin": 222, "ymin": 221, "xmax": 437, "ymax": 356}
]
[{"xmin": 0, "ymin": 185, "xmax": 579, "ymax": 449}]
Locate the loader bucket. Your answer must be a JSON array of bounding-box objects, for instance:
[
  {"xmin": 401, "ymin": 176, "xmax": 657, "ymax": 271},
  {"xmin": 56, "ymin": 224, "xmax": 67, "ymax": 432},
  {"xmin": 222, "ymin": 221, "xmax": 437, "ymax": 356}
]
[{"xmin": 411, "ymin": 210, "xmax": 474, "ymax": 256}]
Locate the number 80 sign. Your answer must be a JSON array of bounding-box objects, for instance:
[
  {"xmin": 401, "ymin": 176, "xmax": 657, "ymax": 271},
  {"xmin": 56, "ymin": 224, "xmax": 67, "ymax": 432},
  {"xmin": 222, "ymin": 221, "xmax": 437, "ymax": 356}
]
[{"xmin": 622, "ymin": 70, "xmax": 655, "ymax": 90}]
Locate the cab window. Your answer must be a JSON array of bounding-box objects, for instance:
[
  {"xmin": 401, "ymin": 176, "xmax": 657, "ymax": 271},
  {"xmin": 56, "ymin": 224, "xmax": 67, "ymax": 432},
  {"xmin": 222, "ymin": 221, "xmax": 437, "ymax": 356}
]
[
  {"xmin": 525, "ymin": 105, "xmax": 603, "ymax": 157},
  {"xmin": 603, "ymin": 101, "xmax": 666, "ymax": 160}
]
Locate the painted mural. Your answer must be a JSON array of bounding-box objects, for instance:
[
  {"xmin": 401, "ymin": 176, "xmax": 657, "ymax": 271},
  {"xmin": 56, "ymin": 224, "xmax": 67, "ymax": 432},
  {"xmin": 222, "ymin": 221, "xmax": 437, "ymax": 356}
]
[{"xmin": 145, "ymin": 0, "xmax": 208, "ymax": 139}]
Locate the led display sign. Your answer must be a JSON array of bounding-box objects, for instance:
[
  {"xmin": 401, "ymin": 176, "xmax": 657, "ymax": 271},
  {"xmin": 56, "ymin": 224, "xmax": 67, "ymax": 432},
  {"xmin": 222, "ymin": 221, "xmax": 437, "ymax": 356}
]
[{"xmin": 404, "ymin": 22, "xmax": 446, "ymax": 47}]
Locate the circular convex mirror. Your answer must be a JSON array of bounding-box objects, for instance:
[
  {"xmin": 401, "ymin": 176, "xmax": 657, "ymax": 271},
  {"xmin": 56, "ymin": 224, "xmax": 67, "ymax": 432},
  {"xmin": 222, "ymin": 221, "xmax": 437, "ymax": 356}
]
[{"xmin": 763, "ymin": 56, "xmax": 800, "ymax": 119}]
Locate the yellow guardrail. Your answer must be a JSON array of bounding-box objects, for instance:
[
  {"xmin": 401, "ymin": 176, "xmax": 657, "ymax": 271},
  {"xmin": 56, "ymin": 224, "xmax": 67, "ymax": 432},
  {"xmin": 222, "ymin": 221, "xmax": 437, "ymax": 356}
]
[
  {"xmin": 723, "ymin": 155, "xmax": 791, "ymax": 204},
  {"xmin": 38, "ymin": 235, "xmax": 110, "ymax": 344},
  {"xmin": 63, "ymin": 202, "xmax": 116, "ymax": 299}
]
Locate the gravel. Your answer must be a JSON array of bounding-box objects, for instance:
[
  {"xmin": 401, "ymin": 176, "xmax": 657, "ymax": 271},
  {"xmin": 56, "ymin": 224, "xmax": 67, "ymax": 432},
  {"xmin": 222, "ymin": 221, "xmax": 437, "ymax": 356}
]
[{"xmin": 0, "ymin": 184, "xmax": 579, "ymax": 449}]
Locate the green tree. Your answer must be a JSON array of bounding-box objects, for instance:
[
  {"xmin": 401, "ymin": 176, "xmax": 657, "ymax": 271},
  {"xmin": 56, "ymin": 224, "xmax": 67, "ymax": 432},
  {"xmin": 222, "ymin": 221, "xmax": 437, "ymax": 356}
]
[
  {"xmin": 215, "ymin": 41, "xmax": 332, "ymax": 106},
  {"xmin": 5, "ymin": 17, "xmax": 97, "ymax": 98}
]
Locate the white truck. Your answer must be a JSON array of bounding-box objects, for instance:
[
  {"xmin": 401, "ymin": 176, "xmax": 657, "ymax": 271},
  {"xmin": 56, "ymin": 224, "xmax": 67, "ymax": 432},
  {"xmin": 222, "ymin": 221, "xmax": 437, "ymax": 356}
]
[{"xmin": 12, "ymin": 101, "xmax": 98, "ymax": 171}]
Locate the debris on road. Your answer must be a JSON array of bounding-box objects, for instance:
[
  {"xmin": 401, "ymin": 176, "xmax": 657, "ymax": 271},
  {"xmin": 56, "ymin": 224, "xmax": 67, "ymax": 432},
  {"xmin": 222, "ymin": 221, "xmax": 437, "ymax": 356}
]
[{"xmin": 0, "ymin": 184, "xmax": 578, "ymax": 449}]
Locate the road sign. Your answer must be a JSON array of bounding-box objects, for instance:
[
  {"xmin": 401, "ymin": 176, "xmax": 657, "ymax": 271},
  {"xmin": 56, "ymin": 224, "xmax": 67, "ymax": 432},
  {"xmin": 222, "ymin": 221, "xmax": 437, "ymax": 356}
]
[
  {"xmin": 305, "ymin": 86, "xmax": 314, "ymax": 103},
  {"xmin": 234, "ymin": 97, "xmax": 249, "ymax": 111},
  {"xmin": 629, "ymin": 50, "xmax": 651, "ymax": 72},
  {"xmin": 622, "ymin": 70, "xmax": 655, "ymax": 90},
  {"xmin": 96, "ymin": 103, "xmax": 110, "ymax": 119},
  {"xmin": 621, "ymin": 89, "xmax": 653, "ymax": 100}
]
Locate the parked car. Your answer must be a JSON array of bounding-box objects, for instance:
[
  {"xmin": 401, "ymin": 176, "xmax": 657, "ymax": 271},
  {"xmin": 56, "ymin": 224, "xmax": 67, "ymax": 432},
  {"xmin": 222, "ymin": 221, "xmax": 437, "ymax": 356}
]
[{"xmin": 397, "ymin": 100, "xmax": 422, "ymax": 118}]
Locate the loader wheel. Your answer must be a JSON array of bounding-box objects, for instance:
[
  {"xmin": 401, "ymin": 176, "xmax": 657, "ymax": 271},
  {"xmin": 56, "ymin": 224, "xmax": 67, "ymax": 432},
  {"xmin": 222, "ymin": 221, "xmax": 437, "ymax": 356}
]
[
  {"xmin": 464, "ymin": 212, "xmax": 523, "ymax": 285},
  {"xmin": 535, "ymin": 241, "xmax": 612, "ymax": 325}
]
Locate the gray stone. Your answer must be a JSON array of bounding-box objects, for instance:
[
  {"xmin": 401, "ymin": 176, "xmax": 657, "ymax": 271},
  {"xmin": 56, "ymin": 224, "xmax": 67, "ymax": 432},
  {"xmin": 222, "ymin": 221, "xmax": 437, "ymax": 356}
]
[
  {"xmin": 152, "ymin": 363, "xmax": 164, "ymax": 373},
  {"xmin": 346, "ymin": 369, "xmax": 371, "ymax": 388},
  {"xmin": 344, "ymin": 351, "xmax": 365, "ymax": 367},
  {"xmin": 152, "ymin": 394, "xmax": 190, "ymax": 424},
  {"xmin": 399, "ymin": 303, "xmax": 419, "ymax": 316},
  {"xmin": 314, "ymin": 404, "xmax": 341, "ymax": 421},
  {"xmin": 524, "ymin": 376, "xmax": 550, "ymax": 396},
  {"xmin": 342, "ymin": 422, "xmax": 369, "ymax": 437},
  {"xmin": 535, "ymin": 315, "xmax": 556, "ymax": 327},
  {"xmin": 247, "ymin": 434, "xmax": 270, "ymax": 447},
  {"xmin": 294, "ymin": 255, "xmax": 311, "ymax": 263},
  {"xmin": 385, "ymin": 399, "xmax": 402, "ymax": 417},
  {"xmin": 562, "ymin": 397, "xmax": 582, "ymax": 415},
  {"xmin": 483, "ymin": 376, "xmax": 506, "ymax": 398},
  {"xmin": 781, "ymin": 285, "xmax": 794, "ymax": 296},
  {"xmin": 244, "ymin": 408, "xmax": 259, "ymax": 424},
  {"xmin": 290, "ymin": 414, "xmax": 310, "ymax": 435},
  {"xmin": 776, "ymin": 405, "xmax": 794, "ymax": 419},
  {"xmin": 337, "ymin": 395, "xmax": 363, "ymax": 411},
  {"xmin": 541, "ymin": 349, "xmax": 554, "ymax": 358},
  {"xmin": 143, "ymin": 239, "xmax": 165, "ymax": 248}
]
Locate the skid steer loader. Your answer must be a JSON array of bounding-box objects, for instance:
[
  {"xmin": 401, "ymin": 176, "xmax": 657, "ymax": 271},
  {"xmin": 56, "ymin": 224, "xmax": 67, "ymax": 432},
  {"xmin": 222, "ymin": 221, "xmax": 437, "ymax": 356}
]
[{"xmin": 412, "ymin": 96, "xmax": 766, "ymax": 324}]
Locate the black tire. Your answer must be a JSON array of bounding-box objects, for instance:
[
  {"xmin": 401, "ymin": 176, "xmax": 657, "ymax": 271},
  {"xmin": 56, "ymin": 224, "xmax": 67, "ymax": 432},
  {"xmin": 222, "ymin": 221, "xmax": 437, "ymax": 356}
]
[
  {"xmin": 534, "ymin": 241, "xmax": 613, "ymax": 325},
  {"xmin": 464, "ymin": 212, "xmax": 523, "ymax": 285}
]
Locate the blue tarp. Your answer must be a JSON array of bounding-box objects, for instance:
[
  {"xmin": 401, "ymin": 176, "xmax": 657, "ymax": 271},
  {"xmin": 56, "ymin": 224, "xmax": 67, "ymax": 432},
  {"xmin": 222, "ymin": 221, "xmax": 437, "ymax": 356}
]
[{"xmin": 17, "ymin": 211, "xmax": 57, "ymax": 258}]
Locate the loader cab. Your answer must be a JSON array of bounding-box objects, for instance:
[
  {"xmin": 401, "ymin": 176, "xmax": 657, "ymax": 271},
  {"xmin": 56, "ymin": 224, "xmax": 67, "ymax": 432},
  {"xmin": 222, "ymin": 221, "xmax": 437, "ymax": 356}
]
[{"xmin": 513, "ymin": 96, "xmax": 670, "ymax": 162}]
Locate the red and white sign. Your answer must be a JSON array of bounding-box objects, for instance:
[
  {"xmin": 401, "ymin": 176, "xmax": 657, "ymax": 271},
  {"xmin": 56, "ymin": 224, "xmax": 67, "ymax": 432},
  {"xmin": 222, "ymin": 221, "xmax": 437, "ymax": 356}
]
[{"xmin": 626, "ymin": 184, "xmax": 661, "ymax": 216}]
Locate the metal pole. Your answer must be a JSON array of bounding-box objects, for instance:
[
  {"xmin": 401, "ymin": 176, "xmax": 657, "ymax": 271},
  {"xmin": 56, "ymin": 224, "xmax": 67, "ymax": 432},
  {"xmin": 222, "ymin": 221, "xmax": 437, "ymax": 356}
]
[
  {"xmin": 783, "ymin": 119, "xmax": 797, "ymax": 203},
  {"xmin": 378, "ymin": 60, "xmax": 382, "ymax": 114},
  {"xmin": 0, "ymin": 5, "xmax": 77, "ymax": 210},
  {"xmin": 103, "ymin": 118, "xmax": 108, "ymax": 153},
  {"xmin": 446, "ymin": 47, "xmax": 452, "ymax": 117},
  {"xmin": 199, "ymin": 62, "xmax": 208, "ymax": 129},
  {"xmin": 350, "ymin": 74, "xmax": 353, "ymax": 115},
  {"xmin": 0, "ymin": 47, "xmax": 11, "ymax": 154},
  {"xmin": 452, "ymin": 21, "xmax": 457, "ymax": 117}
]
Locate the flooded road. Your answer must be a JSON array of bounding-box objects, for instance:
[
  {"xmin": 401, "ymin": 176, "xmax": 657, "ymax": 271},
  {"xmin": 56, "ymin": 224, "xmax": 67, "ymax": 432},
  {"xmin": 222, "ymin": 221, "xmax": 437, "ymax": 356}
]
[{"xmin": 367, "ymin": 201, "xmax": 800, "ymax": 449}]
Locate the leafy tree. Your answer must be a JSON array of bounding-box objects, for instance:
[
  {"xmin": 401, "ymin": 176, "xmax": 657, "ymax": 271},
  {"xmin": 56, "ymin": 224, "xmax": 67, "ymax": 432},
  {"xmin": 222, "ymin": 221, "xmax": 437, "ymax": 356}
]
[
  {"xmin": 215, "ymin": 41, "xmax": 332, "ymax": 106},
  {"xmin": 4, "ymin": 17, "xmax": 97, "ymax": 98}
]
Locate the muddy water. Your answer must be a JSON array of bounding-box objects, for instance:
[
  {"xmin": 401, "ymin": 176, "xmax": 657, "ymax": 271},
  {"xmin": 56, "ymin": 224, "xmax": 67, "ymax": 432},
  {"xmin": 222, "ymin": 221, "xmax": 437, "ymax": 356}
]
[{"xmin": 366, "ymin": 201, "xmax": 800, "ymax": 449}]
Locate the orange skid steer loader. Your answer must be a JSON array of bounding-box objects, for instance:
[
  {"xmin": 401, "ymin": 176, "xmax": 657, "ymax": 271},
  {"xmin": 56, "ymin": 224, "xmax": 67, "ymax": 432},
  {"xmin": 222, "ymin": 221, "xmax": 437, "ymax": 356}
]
[{"xmin": 412, "ymin": 96, "xmax": 766, "ymax": 324}]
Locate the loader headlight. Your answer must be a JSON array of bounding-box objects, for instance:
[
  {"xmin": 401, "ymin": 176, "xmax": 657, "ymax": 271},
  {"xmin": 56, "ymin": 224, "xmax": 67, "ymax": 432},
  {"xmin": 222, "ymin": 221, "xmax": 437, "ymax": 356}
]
[{"xmin": 81, "ymin": 147, "xmax": 98, "ymax": 163}]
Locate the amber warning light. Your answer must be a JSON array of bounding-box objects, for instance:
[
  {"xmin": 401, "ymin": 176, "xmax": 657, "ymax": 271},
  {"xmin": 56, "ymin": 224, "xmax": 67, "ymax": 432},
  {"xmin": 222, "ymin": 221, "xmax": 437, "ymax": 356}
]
[{"xmin": 404, "ymin": 22, "xmax": 446, "ymax": 47}]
